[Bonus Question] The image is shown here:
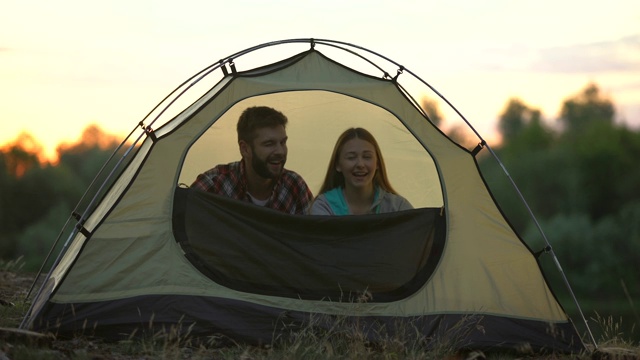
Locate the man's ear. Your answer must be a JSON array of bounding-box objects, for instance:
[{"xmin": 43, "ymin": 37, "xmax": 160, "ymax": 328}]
[{"xmin": 239, "ymin": 140, "xmax": 250, "ymax": 158}]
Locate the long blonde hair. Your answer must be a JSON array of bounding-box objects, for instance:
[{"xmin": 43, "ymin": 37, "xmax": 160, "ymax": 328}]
[{"xmin": 317, "ymin": 127, "xmax": 398, "ymax": 195}]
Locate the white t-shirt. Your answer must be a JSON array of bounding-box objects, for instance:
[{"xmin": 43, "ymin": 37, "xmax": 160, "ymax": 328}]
[{"xmin": 247, "ymin": 192, "xmax": 269, "ymax": 207}]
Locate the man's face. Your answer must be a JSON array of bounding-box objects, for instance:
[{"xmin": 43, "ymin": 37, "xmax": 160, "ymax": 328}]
[{"xmin": 241, "ymin": 125, "xmax": 288, "ymax": 179}]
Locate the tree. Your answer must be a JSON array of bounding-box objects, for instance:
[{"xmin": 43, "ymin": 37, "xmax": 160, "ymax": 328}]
[
  {"xmin": 0, "ymin": 125, "xmax": 124, "ymax": 267},
  {"xmin": 559, "ymin": 83, "xmax": 615, "ymax": 135},
  {"xmin": 570, "ymin": 122, "xmax": 640, "ymax": 219},
  {"xmin": 498, "ymin": 98, "xmax": 552, "ymax": 147},
  {"xmin": 498, "ymin": 98, "xmax": 528, "ymax": 140},
  {"xmin": 0, "ymin": 133, "xmax": 42, "ymax": 178},
  {"xmin": 421, "ymin": 97, "xmax": 443, "ymax": 127},
  {"xmin": 56, "ymin": 124, "xmax": 121, "ymax": 183},
  {"xmin": 0, "ymin": 135, "xmax": 45, "ymax": 259}
]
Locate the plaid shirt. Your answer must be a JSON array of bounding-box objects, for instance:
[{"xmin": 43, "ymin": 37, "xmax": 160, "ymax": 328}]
[{"xmin": 190, "ymin": 160, "xmax": 312, "ymax": 214}]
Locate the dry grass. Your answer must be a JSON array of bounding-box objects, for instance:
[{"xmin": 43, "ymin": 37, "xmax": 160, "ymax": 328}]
[{"xmin": 1, "ymin": 260, "xmax": 639, "ymax": 359}]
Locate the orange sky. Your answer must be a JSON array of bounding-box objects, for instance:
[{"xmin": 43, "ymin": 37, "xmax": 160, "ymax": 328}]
[{"xmin": 2, "ymin": 1, "xmax": 639, "ymax": 162}]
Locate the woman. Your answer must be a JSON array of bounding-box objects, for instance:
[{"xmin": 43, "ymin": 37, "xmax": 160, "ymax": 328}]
[{"xmin": 309, "ymin": 127, "xmax": 413, "ymax": 215}]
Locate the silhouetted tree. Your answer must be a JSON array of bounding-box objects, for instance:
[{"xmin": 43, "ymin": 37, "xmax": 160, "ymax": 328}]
[
  {"xmin": 498, "ymin": 98, "xmax": 553, "ymax": 149},
  {"xmin": 56, "ymin": 124, "xmax": 121, "ymax": 185},
  {"xmin": 1, "ymin": 133, "xmax": 41, "ymax": 177},
  {"xmin": 0, "ymin": 125, "xmax": 123, "ymax": 267},
  {"xmin": 559, "ymin": 83, "xmax": 615, "ymax": 135},
  {"xmin": 0, "ymin": 135, "xmax": 44, "ymax": 258},
  {"xmin": 498, "ymin": 98, "xmax": 529, "ymax": 141},
  {"xmin": 421, "ymin": 97, "xmax": 443, "ymax": 127}
]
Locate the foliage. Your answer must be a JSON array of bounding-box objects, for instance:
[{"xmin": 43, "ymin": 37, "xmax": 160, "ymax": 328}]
[
  {"xmin": 559, "ymin": 83, "xmax": 615, "ymax": 134},
  {"xmin": 0, "ymin": 125, "xmax": 123, "ymax": 271},
  {"xmin": 528, "ymin": 203, "xmax": 640, "ymax": 299},
  {"xmin": 480, "ymin": 83, "xmax": 640, "ymax": 302},
  {"xmin": 421, "ymin": 97, "xmax": 443, "ymax": 127},
  {"xmin": 497, "ymin": 98, "xmax": 547, "ymax": 142}
]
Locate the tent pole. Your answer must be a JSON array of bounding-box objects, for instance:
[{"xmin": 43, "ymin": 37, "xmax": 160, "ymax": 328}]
[
  {"xmin": 18, "ymin": 228, "xmax": 79, "ymax": 329},
  {"xmin": 20, "ymin": 51, "xmax": 228, "ymax": 329},
  {"xmin": 484, "ymin": 143, "xmax": 598, "ymax": 349},
  {"xmin": 23, "ymin": 217, "xmax": 72, "ymax": 301},
  {"xmin": 19, "ymin": 122, "xmax": 151, "ymax": 329},
  {"xmin": 22, "ymin": 122, "xmax": 143, "ymax": 302}
]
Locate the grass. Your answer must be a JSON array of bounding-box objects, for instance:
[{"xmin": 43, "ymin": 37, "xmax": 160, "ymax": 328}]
[{"xmin": 1, "ymin": 261, "xmax": 639, "ymax": 359}]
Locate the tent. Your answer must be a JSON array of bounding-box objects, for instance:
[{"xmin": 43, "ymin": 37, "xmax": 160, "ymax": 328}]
[{"xmin": 22, "ymin": 39, "xmax": 590, "ymax": 353}]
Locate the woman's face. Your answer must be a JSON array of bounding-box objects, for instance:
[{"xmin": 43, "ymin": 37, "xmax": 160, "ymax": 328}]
[{"xmin": 336, "ymin": 138, "xmax": 378, "ymax": 190}]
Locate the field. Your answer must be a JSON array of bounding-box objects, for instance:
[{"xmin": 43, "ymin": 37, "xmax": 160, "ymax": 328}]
[{"xmin": 1, "ymin": 266, "xmax": 639, "ymax": 360}]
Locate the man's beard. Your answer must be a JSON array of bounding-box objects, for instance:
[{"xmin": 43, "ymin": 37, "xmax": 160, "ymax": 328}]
[{"xmin": 251, "ymin": 148, "xmax": 286, "ymax": 180}]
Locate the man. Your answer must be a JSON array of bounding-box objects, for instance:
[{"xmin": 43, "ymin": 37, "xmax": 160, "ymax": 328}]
[{"xmin": 191, "ymin": 106, "xmax": 312, "ymax": 214}]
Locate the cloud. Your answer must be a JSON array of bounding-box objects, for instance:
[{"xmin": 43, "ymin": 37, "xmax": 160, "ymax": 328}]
[
  {"xmin": 530, "ymin": 34, "xmax": 640, "ymax": 73},
  {"xmin": 618, "ymin": 103, "xmax": 640, "ymax": 128},
  {"xmin": 610, "ymin": 80, "xmax": 640, "ymax": 92}
]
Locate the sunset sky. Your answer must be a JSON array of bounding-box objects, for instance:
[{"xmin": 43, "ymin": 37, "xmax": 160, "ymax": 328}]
[{"xmin": 2, "ymin": 0, "xmax": 639, "ymax": 160}]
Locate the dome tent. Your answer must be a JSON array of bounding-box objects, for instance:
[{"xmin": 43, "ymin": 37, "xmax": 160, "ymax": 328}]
[{"xmin": 22, "ymin": 39, "xmax": 591, "ymax": 353}]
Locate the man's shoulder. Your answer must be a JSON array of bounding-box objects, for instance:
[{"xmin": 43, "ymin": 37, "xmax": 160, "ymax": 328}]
[
  {"xmin": 206, "ymin": 161, "xmax": 241, "ymax": 176},
  {"xmin": 281, "ymin": 168, "xmax": 304, "ymax": 179},
  {"xmin": 280, "ymin": 168, "xmax": 310, "ymax": 187}
]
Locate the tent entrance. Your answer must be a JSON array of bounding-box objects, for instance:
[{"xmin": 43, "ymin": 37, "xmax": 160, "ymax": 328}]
[
  {"xmin": 177, "ymin": 91, "xmax": 445, "ymax": 209},
  {"xmin": 173, "ymin": 187, "xmax": 446, "ymax": 302}
]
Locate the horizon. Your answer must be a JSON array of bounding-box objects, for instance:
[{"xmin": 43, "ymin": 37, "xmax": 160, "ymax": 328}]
[{"xmin": 2, "ymin": 0, "xmax": 639, "ymax": 161}]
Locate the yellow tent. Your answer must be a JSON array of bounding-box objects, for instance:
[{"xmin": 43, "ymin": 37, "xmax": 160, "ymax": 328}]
[{"xmin": 23, "ymin": 39, "xmax": 587, "ymax": 353}]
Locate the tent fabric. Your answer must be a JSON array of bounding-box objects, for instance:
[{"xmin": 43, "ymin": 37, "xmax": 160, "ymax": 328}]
[
  {"xmin": 25, "ymin": 44, "xmax": 585, "ymax": 353},
  {"xmin": 173, "ymin": 187, "xmax": 446, "ymax": 302},
  {"xmin": 37, "ymin": 295, "xmax": 583, "ymax": 352}
]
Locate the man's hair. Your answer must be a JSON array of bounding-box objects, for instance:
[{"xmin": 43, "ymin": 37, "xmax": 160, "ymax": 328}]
[{"xmin": 237, "ymin": 106, "xmax": 288, "ymax": 143}]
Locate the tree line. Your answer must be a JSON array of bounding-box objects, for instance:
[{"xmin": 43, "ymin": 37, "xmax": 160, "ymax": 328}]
[
  {"xmin": 477, "ymin": 83, "xmax": 640, "ymax": 302},
  {"xmin": 1, "ymin": 84, "xmax": 639, "ymax": 303},
  {"xmin": 0, "ymin": 125, "xmax": 123, "ymax": 270}
]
